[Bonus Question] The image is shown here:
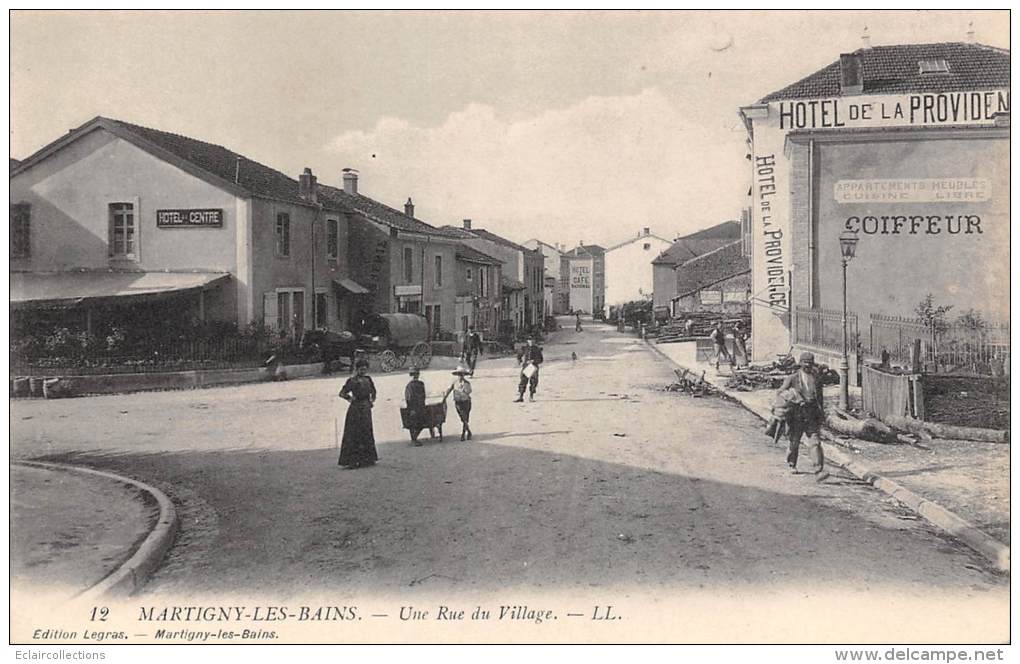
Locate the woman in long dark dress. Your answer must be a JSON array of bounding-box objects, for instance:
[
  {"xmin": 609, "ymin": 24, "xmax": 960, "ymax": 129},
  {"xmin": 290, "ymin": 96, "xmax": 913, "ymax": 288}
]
[{"xmin": 338, "ymin": 359, "xmax": 378, "ymax": 468}]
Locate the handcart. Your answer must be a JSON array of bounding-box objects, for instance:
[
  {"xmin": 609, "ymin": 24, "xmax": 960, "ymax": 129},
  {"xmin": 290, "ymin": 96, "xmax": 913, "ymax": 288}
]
[{"xmin": 400, "ymin": 396, "xmax": 448, "ymax": 441}]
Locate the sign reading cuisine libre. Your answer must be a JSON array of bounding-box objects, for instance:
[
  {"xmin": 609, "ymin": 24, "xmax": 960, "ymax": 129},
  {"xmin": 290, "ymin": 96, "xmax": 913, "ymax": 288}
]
[{"xmin": 156, "ymin": 209, "xmax": 224, "ymax": 228}]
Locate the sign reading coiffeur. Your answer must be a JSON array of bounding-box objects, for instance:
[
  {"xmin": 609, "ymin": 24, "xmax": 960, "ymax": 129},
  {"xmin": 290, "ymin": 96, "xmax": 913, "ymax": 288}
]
[{"xmin": 156, "ymin": 209, "xmax": 224, "ymax": 228}]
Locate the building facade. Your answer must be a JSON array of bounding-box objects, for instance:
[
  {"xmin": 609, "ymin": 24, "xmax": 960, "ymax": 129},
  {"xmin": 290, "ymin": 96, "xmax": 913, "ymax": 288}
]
[
  {"xmin": 453, "ymin": 244, "xmax": 503, "ymax": 337},
  {"xmin": 603, "ymin": 227, "xmax": 672, "ymax": 308},
  {"xmin": 442, "ymin": 221, "xmax": 545, "ymax": 335},
  {"xmin": 564, "ymin": 243, "xmax": 605, "ymax": 316},
  {"xmin": 10, "ymin": 117, "xmax": 361, "ymax": 341},
  {"xmin": 671, "ymin": 240, "xmax": 751, "ymax": 316},
  {"xmin": 651, "ymin": 221, "xmax": 742, "ymax": 311},
  {"xmin": 524, "ymin": 238, "xmax": 569, "ymax": 314},
  {"xmin": 740, "ymin": 40, "xmax": 1010, "ymax": 362}
]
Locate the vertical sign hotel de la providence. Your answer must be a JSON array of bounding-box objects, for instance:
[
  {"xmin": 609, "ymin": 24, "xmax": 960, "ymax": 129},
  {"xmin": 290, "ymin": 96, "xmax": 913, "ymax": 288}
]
[{"xmin": 739, "ymin": 40, "xmax": 1009, "ymax": 363}]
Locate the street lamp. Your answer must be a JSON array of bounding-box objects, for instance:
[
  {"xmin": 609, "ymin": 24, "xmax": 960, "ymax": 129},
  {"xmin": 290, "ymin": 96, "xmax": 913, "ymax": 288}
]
[{"xmin": 838, "ymin": 229, "xmax": 859, "ymax": 411}]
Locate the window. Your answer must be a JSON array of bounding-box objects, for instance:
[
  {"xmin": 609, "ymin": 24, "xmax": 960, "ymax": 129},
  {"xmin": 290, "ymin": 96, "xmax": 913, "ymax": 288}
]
[
  {"xmin": 643, "ymin": 243, "xmax": 651, "ymax": 250},
  {"xmin": 10, "ymin": 203, "xmax": 30, "ymax": 258},
  {"xmin": 403, "ymin": 247, "xmax": 414, "ymax": 283},
  {"xmin": 479, "ymin": 268, "xmax": 486, "ymax": 297},
  {"xmin": 466, "ymin": 267, "xmax": 473, "ymax": 282},
  {"xmin": 109, "ymin": 202, "xmax": 136, "ymax": 258},
  {"xmin": 275, "ymin": 213, "xmax": 290, "ymax": 256},
  {"xmin": 326, "ymin": 218, "xmax": 339, "ymax": 260},
  {"xmin": 398, "ymin": 297, "xmax": 421, "ymax": 314},
  {"xmin": 315, "ymin": 292, "xmax": 328, "ymax": 328},
  {"xmin": 918, "ymin": 59, "xmax": 950, "ymax": 74},
  {"xmin": 432, "ymin": 305, "xmax": 441, "ymax": 335},
  {"xmin": 434, "ymin": 255, "xmax": 443, "ymax": 287}
]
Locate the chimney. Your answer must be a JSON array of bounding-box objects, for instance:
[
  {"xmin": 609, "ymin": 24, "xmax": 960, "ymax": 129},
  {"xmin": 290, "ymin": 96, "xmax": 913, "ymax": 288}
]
[
  {"xmin": 966, "ymin": 22, "xmax": 976, "ymax": 43},
  {"xmin": 342, "ymin": 168, "xmax": 359, "ymax": 195},
  {"xmin": 643, "ymin": 227, "xmax": 650, "ymax": 236},
  {"xmin": 840, "ymin": 53, "xmax": 864, "ymax": 95},
  {"xmin": 298, "ymin": 167, "xmax": 318, "ymax": 204},
  {"xmin": 404, "ymin": 198, "xmax": 415, "ymax": 218},
  {"xmin": 861, "ymin": 25, "xmax": 871, "ymax": 49},
  {"xmin": 463, "ymin": 219, "xmax": 472, "ymax": 230}
]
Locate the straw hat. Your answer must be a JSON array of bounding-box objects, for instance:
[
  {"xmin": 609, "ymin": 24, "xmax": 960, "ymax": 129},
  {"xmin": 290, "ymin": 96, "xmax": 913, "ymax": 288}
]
[{"xmin": 452, "ymin": 363, "xmax": 471, "ymax": 376}]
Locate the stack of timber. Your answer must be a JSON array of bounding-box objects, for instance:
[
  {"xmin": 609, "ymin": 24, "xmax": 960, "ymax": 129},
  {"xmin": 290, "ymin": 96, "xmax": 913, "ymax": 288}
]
[{"xmin": 654, "ymin": 312, "xmax": 751, "ymax": 343}]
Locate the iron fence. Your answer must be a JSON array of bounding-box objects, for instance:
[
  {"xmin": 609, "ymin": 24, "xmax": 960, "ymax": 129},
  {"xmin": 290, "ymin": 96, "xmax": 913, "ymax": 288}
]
[
  {"xmin": 867, "ymin": 314, "xmax": 1009, "ymax": 375},
  {"xmin": 794, "ymin": 307, "xmax": 860, "ymax": 353}
]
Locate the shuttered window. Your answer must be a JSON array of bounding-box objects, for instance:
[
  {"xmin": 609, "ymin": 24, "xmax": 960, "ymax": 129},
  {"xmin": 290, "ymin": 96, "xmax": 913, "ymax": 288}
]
[{"xmin": 10, "ymin": 203, "xmax": 30, "ymax": 258}]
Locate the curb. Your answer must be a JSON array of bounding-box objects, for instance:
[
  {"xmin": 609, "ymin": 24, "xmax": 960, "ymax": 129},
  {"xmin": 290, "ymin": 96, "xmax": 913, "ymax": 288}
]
[
  {"xmin": 644, "ymin": 339, "xmax": 1011, "ymax": 573},
  {"xmin": 14, "ymin": 460, "xmax": 180, "ymax": 597}
]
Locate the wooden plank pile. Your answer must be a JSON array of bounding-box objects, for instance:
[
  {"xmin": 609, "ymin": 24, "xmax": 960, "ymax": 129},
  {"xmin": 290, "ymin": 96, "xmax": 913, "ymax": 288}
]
[
  {"xmin": 663, "ymin": 368, "xmax": 717, "ymax": 397},
  {"xmin": 653, "ymin": 312, "xmax": 751, "ymax": 344}
]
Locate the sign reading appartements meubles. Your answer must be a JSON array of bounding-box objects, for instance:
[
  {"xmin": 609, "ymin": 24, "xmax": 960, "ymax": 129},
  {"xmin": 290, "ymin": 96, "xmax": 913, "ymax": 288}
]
[
  {"xmin": 156, "ymin": 209, "xmax": 224, "ymax": 228},
  {"xmin": 778, "ymin": 90, "xmax": 1009, "ymax": 130}
]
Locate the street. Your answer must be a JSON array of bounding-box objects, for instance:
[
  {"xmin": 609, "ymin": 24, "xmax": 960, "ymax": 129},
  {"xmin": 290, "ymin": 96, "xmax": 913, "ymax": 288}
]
[{"xmin": 10, "ymin": 320, "xmax": 1009, "ymax": 642}]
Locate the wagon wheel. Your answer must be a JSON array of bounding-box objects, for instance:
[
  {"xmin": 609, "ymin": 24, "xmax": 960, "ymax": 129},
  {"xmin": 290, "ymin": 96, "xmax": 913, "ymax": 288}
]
[
  {"xmin": 410, "ymin": 342, "xmax": 432, "ymax": 369},
  {"xmin": 379, "ymin": 350, "xmax": 399, "ymax": 372}
]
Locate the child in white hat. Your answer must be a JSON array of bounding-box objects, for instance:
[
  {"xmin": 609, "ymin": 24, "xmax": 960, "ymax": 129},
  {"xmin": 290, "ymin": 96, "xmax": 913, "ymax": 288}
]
[{"xmin": 444, "ymin": 364, "xmax": 473, "ymax": 441}]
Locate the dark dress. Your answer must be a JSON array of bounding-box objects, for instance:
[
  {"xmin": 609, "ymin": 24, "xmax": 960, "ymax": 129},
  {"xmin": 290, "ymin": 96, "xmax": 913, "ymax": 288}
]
[{"xmin": 338, "ymin": 375, "xmax": 378, "ymax": 468}]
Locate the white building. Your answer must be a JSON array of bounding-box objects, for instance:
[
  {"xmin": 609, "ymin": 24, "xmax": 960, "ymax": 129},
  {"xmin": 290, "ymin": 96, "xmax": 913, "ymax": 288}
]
[{"xmin": 604, "ymin": 228, "xmax": 672, "ymax": 308}]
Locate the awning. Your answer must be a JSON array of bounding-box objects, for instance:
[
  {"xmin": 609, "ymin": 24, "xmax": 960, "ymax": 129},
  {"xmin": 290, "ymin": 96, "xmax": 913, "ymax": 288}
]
[
  {"xmin": 334, "ymin": 277, "xmax": 370, "ymax": 294},
  {"xmin": 10, "ymin": 271, "xmax": 230, "ymax": 310}
]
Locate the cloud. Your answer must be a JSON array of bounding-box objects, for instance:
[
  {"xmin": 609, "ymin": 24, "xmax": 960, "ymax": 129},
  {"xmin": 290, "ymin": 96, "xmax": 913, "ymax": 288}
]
[{"xmin": 327, "ymin": 87, "xmax": 747, "ymax": 246}]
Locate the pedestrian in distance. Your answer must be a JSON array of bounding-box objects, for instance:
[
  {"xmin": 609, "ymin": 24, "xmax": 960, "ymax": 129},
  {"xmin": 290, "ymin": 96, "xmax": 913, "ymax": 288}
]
[
  {"xmin": 575, "ymin": 312, "xmax": 583, "ymax": 332},
  {"xmin": 779, "ymin": 352, "xmax": 829, "ymax": 482},
  {"xmin": 403, "ymin": 367, "xmax": 435, "ymax": 446},
  {"xmin": 337, "ymin": 358, "xmax": 378, "ymax": 469},
  {"xmin": 464, "ymin": 325, "xmax": 482, "ymax": 376},
  {"xmin": 684, "ymin": 318, "xmax": 695, "ymax": 337},
  {"xmin": 732, "ymin": 321, "xmax": 749, "ymax": 368},
  {"xmin": 514, "ymin": 337, "xmax": 544, "ymax": 402},
  {"xmin": 444, "ymin": 364, "xmax": 473, "ymax": 441},
  {"xmin": 710, "ymin": 321, "xmax": 732, "ymax": 372}
]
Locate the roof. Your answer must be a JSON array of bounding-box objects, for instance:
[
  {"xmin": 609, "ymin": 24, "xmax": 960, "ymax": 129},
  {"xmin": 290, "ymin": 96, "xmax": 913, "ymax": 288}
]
[
  {"xmin": 10, "ymin": 157, "xmax": 20, "ymax": 171},
  {"xmin": 11, "ymin": 116, "xmax": 337, "ymax": 209},
  {"xmin": 675, "ymin": 241, "xmax": 750, "ymax": 298},
  {"xmin": 605, "ymin": 232, "xmax": 672, "ymax": 252},
  {"xmin": 10, "ymin": 271, "xmax": 230, "ymax": 310},
  {"xmin": 652, "ymin": 221, "xmax": 741, "ymax": 266},
  {"xmin": 501, "ymin": 275, "xmax": 525, "ymax": 291},
  {"xmin": 10, "ymin": 117, "xmax": 463, "ymax": 237},
  {"xmin": 455, "ymin": 244, "xmax": 502, "ymax": 265},
  {"xmin": 567, "ymin": 244, "xmax": 606, "ymax": 257},
  {"xmin": 760, "ymin": 42, "xmax": 1010, "ymax": 102},
  {"xmin": 440, "ymin": 226, "xmax": 542, "ymax": 254},
  {"xmin": 318, "ymin": 184, "xmax": 459, "ymax": 238}
]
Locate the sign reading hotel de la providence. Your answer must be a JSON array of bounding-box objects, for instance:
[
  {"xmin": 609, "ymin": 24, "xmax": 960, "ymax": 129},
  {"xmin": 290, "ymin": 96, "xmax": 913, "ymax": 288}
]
[{"xmin": 777, "ymin": 89, "xmax": 1010, "ymax": 130}]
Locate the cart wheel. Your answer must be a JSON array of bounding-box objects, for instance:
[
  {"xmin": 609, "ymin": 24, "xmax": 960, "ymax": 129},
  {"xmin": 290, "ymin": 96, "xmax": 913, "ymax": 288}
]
[
  {"xmin": 379, "ymin": 350, "xmax": 398, "ymax": 372},
  {"xmin": 410, "ymin": 342, "xmax": 432, "ymax": 369}
]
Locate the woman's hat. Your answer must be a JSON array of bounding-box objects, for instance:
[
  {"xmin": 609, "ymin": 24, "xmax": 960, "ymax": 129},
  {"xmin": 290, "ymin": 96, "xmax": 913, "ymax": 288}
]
[
  {"xmin": 408, "ymin": 367, "xmax": 420, "ymax": 376},
  {"xmin": 355, "ymin": 358, "xmax": 370, "ymax": 369},
  {"xmin": 452, "ymin": 363, "xmax": 471, "ymax": 376}
]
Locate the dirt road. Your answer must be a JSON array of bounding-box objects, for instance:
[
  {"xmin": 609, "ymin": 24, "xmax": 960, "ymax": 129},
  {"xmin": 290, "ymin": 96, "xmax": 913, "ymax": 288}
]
[{"xmin": 10, "ymin": 321, "xmax": 1008, "ymax": 643}]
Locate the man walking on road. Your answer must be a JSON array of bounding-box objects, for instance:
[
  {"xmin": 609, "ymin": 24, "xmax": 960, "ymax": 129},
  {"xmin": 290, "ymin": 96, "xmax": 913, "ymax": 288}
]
[
  {"xmin": 710, "ymin": 321, "xmax": 732, "ymax": 372},
  {"xmin": 464, "ymin": 325, "xmax": 482, "ymax": 375},
  {"xmin": 779, "ymin": 352, "xmax": 829, "ymax": 482},
  {"xmin": 514, "ymin": 337, "xmax": 544, "ymax": 402}
]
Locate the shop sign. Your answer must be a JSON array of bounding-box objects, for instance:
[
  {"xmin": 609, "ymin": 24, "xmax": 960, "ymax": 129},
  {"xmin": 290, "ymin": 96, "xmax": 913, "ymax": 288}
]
[
  {"xmin": 156, "ymin": 208, "xmax": 223, "ymax": 228},
  {"xmin": 776, "ymin": 89, "xmax": 1009, "ymax": 131},
  {"xmin": 394, "ymin": 285, "xmax": 422, "ymax": 296},
  {"xmin": 723, "ymin": 290, "xmax": 748, "ymax": 303},
  {"xmin": 700, "ymin": 290, "xmax": 722, "ymax": 305},
  {"xmin": 835, "ymin": 178, "xmax": 991, "ymax": 204}
]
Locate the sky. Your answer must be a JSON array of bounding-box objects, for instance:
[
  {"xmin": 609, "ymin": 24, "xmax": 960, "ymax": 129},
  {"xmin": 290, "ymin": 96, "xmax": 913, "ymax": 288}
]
[{"xmin": 9, "ymin": 10, "xmax": 1009, "ymax": 249}]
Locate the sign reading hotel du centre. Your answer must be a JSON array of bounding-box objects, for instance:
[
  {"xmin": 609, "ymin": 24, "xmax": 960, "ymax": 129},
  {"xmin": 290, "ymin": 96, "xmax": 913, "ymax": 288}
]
[{"xmin": 156, "ymin": 208, "xmax": 224, "ymax": 228}]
